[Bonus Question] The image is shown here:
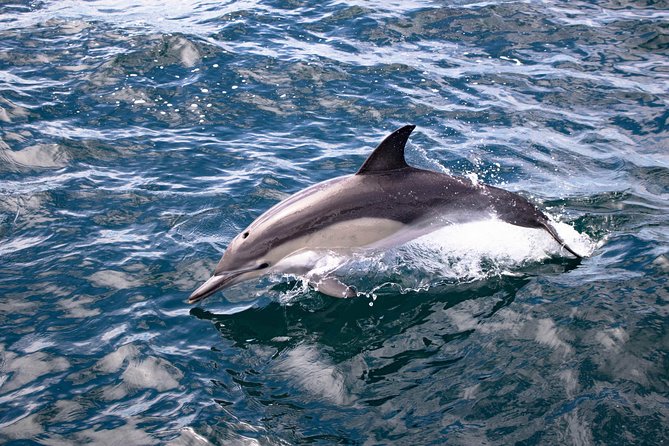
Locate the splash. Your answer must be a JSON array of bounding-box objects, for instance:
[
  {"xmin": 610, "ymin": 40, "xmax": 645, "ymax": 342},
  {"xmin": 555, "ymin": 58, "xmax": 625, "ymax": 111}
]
[{"xmin": 292, "ymin": 218, "xmax": 596, "ymax": 299}]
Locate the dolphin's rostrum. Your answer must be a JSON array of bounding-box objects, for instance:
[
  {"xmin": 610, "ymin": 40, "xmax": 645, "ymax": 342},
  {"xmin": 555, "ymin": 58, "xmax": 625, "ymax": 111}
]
[{"xmin": 188, "ymin": 125, "xmax": 581, "ymax": 304}]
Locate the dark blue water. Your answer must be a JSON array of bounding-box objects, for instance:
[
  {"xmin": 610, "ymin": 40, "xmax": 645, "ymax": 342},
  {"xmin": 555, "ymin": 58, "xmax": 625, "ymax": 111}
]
[{"xmin": 1, "ymin": 0, "xmax": 668, "ymax": 444}]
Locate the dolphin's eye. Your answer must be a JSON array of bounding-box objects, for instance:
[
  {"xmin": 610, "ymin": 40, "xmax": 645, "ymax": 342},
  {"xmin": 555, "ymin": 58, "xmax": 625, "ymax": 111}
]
[
  {"xmin": 258, "ymin": 262, "xmax": 270, "ymax": 269},
  {"xmin": 242, "ymin": 232, "xmax": 249, "ymax": 239}
]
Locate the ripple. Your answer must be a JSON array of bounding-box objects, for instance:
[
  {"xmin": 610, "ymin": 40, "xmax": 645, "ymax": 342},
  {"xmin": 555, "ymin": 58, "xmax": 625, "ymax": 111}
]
[
  {"xmin": 0, "ymin": 234, "xmax": 51, "ymax": 256},
  {"xmin": 274, "ymin": 344, "xmax": 352, "ymax": 405},
  {"xmin": 1, "ymin": 0, "xmax": 667, "ymax": 443},
  {"xmin": 0, "ymin": 347, "xmax": 70, "ymax": 394}
]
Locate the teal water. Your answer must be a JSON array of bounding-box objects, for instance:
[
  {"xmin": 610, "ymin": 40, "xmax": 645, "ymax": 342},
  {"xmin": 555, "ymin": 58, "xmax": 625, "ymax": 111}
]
[{"xmin": 1, "ymin": 0, "xmax": 668, "ymax": 444}]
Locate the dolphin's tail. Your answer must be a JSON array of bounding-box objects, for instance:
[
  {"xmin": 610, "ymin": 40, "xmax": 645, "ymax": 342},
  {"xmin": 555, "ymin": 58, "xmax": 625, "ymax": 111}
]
[{"xmin": 540, "ymin": 220, "xmax": 583, "ymax": 259}]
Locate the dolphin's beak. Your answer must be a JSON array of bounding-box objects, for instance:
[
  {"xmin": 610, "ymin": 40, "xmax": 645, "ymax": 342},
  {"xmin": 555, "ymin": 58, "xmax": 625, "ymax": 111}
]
[
  {"xmin": 188, "ymin": 274, "xmax": 233, "ymax": 304},
  {"xmin": 188, "ymin": 264, "xmax": 266, "ymax": 304},
  {"xmin": 189, "ymin": 270, "xmax": 253, "ymax": 304}
]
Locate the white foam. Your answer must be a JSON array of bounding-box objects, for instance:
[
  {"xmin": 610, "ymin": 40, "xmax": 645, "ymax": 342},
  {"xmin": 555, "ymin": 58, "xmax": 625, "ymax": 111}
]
[
  {"xmin": 296, "ymin": 218, "xmax": 596, "ymax": 296},
  {"xmin": 550, "ymin": 220, "xmax": 596, "ymax": 258},
  {"xmin": 407, "ymin": 218, "xmax": 594, "ymax": 265}
]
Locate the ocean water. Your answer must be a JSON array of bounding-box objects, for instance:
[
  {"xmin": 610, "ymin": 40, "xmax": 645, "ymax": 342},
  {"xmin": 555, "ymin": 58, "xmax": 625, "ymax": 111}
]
[{"xmin": 1, "ymin": 0, "xmax": 668, "ymax": 444}]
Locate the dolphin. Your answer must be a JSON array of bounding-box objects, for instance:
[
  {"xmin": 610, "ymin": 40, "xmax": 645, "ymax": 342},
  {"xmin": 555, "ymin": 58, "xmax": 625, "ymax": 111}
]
[{"xmin": 188, "ymin": 125, "xmax": 581, "ymax": 303}]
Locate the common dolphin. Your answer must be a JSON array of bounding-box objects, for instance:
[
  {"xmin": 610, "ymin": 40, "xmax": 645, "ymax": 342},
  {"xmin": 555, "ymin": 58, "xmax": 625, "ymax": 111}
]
[{"xmin": 188, "ymin": 125, "xmax": 580, "ymax": 303}]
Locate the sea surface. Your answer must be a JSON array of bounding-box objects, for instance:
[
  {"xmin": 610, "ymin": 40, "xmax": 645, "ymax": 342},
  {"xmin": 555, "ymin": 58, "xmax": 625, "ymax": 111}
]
[{"xmin": 1, "ymin": 0, "xmax": 668, "ymax": 444}]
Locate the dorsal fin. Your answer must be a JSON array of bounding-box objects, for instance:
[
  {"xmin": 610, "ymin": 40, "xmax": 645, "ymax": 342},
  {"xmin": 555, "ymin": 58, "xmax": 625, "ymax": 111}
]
[{"xmin": 356, "ymin": 125, "xmax": 416, "ymax": 175}]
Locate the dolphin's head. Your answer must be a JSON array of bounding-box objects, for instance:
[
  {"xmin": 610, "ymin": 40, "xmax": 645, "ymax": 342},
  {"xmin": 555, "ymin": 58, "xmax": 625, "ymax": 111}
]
[{"xmin": 187, "ymin": 226, "xmax": 279, "ymax": 304}]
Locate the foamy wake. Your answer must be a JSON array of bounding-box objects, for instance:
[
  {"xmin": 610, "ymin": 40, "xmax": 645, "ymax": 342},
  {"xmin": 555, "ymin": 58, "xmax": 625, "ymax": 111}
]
[{"xmin": 299, "ymin": 218, "xmax": 595, "ymax": 298}]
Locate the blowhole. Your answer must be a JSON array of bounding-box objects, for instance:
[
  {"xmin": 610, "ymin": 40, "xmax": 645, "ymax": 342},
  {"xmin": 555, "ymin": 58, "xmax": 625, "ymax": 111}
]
[{"xmin": 242, "ymin": 232, "xmax": 249, "ymax": 239}]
